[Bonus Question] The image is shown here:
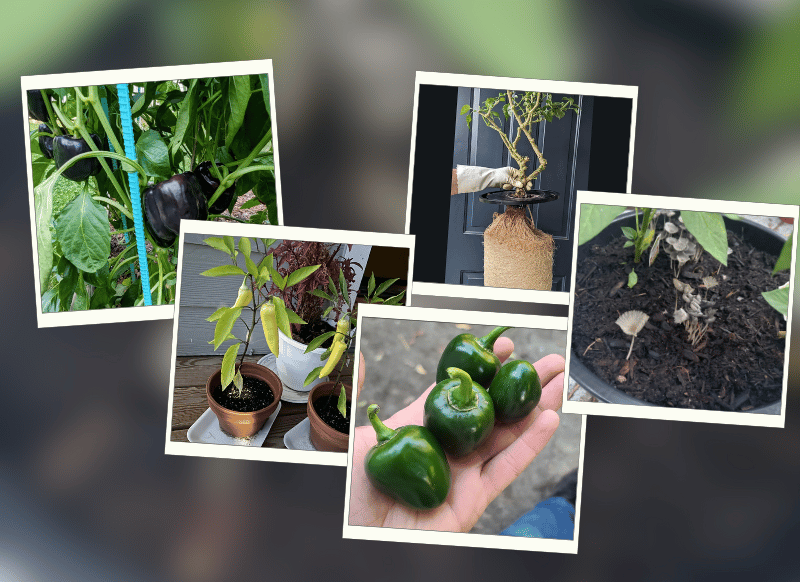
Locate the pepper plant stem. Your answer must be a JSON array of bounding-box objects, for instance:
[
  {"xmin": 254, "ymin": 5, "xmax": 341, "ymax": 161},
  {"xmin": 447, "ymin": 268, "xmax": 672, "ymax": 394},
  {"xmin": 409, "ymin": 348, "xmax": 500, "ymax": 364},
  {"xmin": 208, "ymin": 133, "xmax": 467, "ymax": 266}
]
[
  {"xmin": 367, "ymin": 405, "xmax": 394, "ymax": 443},
  {"xmin": 446, "ymin": 367, "xmax": 477, "ymax": 409},
  {"xmin": 479, "ymin": 326, "xmax": 513, "ymax": 350}
]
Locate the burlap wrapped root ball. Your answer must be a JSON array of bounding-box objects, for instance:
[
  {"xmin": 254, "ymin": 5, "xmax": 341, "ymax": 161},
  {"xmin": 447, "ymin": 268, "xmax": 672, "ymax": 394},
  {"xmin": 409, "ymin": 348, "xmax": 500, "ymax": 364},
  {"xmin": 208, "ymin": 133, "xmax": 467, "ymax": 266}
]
[{"xmin": 483, "ymin": 207, "xmax": 554, "ymax": 290}]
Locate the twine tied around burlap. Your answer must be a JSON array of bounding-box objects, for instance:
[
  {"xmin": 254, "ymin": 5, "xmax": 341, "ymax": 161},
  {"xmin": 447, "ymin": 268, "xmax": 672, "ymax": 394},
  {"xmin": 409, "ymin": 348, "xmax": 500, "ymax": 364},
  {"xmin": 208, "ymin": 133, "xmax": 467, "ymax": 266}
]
[{"xmin": 483, "ymin": 207, "xmax": 554, "ymax": 290}]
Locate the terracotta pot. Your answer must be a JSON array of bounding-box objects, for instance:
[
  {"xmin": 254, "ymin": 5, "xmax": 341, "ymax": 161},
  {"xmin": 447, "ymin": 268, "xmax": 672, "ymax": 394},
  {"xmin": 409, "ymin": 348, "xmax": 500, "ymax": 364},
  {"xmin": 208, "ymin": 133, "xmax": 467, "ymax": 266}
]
[
  {"xmin": 206, "ymin": 362, "xmax": 283, "ymax": 438},
  {"xmin": 570, "ymin": 212, "xmax": 785, "ymax": 415},
  {"xmin": 275, "ymin": 328, "xmax": 328, "ymax": 391},
  {"xmin": 307, "ymin": 381, "xmax": 352, "ymax": 452}
]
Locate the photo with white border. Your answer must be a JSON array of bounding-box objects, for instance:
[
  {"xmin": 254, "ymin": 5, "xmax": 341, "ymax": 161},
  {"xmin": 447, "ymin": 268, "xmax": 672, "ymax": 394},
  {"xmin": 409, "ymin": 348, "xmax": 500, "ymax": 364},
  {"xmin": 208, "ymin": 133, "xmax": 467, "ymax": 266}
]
[
  {"xmin": 563, "ymin": 191, "xmax": 797, "ymax": 428},
  {"xmin": 406, "ymin": 71, "xmax": 637, "ymax": 306},
  {"xmin": 165, "ymin": 221, "xmax": 414, "ymax": 467},
  {"xmin": 24, "ymin": 59, "xmax": 281, "ymax": 328},
  {"xmin": 343, "ymin": 304, "xmax": 584, "ymax": 553}
]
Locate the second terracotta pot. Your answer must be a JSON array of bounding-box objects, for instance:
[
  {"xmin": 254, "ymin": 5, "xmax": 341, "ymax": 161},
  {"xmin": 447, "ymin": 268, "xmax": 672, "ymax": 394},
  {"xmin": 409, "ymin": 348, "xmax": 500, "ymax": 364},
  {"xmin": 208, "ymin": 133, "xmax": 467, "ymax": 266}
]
[
  {"xmin": 307, "ymin": 381, "xmax": 352, "ymax": 452},
  {"xmin": 206, "ymin": 362, "xmax": 283, "ymax": 438}
]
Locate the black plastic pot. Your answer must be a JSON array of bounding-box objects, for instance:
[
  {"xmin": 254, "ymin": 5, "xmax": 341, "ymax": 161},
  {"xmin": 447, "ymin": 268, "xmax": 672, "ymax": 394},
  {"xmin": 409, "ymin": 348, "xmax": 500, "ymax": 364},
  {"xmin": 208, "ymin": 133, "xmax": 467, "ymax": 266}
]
[{"xmin": 570, "ymin": 210, "xmax": 786, "ymax": 415}]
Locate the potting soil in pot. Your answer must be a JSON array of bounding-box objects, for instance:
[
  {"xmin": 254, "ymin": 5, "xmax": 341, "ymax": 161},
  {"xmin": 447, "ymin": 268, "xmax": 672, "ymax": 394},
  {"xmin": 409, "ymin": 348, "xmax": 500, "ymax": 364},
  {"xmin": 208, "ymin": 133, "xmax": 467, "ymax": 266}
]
[
  {"xmin": 572, "ymin": 230, "xmax": 788, "ymax": 411},
  {"xmin": 313, "ymin": 394, "xmax": 351, "ymax": 434},
  {"xmin": 294, "ymin": 319, "xmax": 336, "ymax": 347},
  {"xmin": 484, "ymin": 207, "xmax": 554, "ymax": 290},
  {"xmin": 212, "ymin": 376, "xmax": 275, "ymax": 412}
]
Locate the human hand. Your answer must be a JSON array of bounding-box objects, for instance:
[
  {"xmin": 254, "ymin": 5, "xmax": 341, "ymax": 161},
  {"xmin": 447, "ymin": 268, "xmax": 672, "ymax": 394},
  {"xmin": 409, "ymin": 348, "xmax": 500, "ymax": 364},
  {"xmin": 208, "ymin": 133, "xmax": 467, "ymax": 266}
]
[{"xmin": 348, "ymin": 338, "xmax": 566, "ymax": 532}]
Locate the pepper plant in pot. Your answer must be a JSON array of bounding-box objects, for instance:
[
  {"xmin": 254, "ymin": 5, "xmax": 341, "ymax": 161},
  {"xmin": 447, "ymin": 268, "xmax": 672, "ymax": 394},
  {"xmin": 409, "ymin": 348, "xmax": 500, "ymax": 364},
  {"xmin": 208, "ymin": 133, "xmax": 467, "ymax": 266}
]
[
  {"xmin": 571, "ymin": 207, "xmax": 790, "ymax": 414},
  {"xmin": 302, "ymin": 272, "xmax": 406, "ymax": 451},
  {"xmin": 200, "ymin": 235, "xmax": 321, "ymax": 437}
]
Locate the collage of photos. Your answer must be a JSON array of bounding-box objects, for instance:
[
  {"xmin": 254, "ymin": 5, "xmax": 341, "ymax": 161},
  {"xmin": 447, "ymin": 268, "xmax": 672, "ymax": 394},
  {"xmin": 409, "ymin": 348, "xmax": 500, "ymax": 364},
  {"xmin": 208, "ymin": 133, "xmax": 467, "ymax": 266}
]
[{"xmin": 21, "ymin": 62, "xmax": 797, "ymax": 558}]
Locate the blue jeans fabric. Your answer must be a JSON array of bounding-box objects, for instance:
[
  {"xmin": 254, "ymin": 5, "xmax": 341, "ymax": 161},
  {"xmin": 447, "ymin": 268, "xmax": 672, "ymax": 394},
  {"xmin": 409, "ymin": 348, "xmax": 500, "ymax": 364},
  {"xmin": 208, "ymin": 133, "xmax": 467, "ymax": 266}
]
[{"xmin": 499, "ymin": 497, "xmax": 575, "ymax": 540}]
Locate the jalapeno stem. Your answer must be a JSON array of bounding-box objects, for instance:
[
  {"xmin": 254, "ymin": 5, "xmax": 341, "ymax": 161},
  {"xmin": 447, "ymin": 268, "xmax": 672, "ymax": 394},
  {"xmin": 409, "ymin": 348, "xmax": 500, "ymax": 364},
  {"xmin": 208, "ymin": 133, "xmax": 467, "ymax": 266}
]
[
  {"xmin": 479, "ymin": 326, "xmax": 513, "ymax": 350},
  {"xmin": 446, "ymin": 367, "xmax": 477, "ymax": 409},
  {"xmin": 367, "ymin": 404, "xmax": 395, "ymax": 443}
]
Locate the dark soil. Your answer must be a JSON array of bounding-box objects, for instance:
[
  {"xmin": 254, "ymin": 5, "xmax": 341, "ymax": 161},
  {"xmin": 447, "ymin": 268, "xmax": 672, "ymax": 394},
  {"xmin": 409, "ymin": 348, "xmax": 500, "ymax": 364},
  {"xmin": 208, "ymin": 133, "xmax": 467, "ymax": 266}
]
[
  {"xmin": 313, "ymin": 393, "xmax": 351, "ymax": 434},
  {"xmin": 295, "ymin": 319, "xmax": 336, "ymax": 347},
  {"xmin": 572, "ymin": 230, "xmax": 788, "ymax": 411},
  {"xmin": 212, "ymin": 375, "xmax": 275, "ymax": 412}
]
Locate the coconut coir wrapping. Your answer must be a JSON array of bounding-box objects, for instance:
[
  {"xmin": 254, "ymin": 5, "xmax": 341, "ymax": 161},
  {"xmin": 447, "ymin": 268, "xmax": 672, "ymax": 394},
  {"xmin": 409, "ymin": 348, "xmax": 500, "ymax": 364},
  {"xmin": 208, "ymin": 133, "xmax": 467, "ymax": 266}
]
[{"xmin": 483, "ymin": 207, "xmax": 554, "ymax": 290}]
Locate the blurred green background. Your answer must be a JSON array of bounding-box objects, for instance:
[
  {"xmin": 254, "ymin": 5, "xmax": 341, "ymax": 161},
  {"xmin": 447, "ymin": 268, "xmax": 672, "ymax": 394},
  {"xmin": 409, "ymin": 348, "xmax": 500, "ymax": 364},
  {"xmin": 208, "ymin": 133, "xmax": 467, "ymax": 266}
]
[{"xmin": 2, "ymin": 1, "xmax": 799, "ymax": 581}]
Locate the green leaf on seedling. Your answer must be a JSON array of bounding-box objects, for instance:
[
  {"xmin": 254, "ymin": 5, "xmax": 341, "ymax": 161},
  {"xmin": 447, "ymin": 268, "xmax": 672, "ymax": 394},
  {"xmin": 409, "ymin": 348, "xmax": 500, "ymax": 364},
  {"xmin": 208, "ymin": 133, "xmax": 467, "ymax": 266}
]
[
  {"xmin": 240, "ymin": 198, "xmax": 261, "ymax": 210},
  {"xmin": 200, "ymin": 265, "xmax": 246, "ymax": 277},
  {"xmin": 136, "ymin": 129, "xmax": 171, "ymax": 178},
  {"xmin": 579, "ymin": 204, "xmax": 626, "ymax": 245},
  {"xmin": 223, "ymin": 236, "xmax": 236, "ymax": 257},
  {"xmin": 55, "ymin": 189, "xmax": 110, "ymax": 273},
  {"xmin": 465, "ymin": 114, "xmax": 471, "ymax": 126},
  {"xmin": 337, "ymin": 386, "xmax": 348, "ymax": 418},
  {"xmin": 204, "ymin": 237, "xmax": 230, "ymax": 255},
  {"xmin": 286, "ymin": 264, "xmax": 322, "ymax": 287},
  {"xmin": 628, "ymin": 269, "xmax": 638, "ymax": 288},
  {"xmin": 383, "ymin": 291, "xmax": 406, "ymax": 305},
  {"xmin": 623, "ymin": 241, "xmax": 634, "ymax": 248},
  {"xmin": 304, "ymin": 331, "xmax": 336, "ymax": 353},
  {"xmin": 309, "ymin": 289, "xmax": 332, "ymax": 301},
  {"xmin": 322, "ymin": 305, "xmax": 333, "ymax": 318},
  {"xmin": 620, "ymin": 226, "xmax": 636, "ymax": 240},
  {"xmin": 304, "ymin": 366, "xmax": 325, "ymax": 387},
  {"xmin": 268, "ymin": 264, "xmax": 286, "ymax": 289},
  {"xmin": 367, "ymin": 272, "xmax": 375, "ymax": 297},
  {"xmin": 374, "ymin": 277, "xmax": 399, "ymax": 298},
  {"xmin": 214, "ymin": 307, "xmax": 242, "ymax": 350},
  {"xmin": 328, "ymin": 275, "xmax": 338, "ymax": 298},
  {"xmin": 206, "ymin": 306, "xmax": 228, "ymax": 322},
  {"xmin": 232, "ymin": 370, "xmax": 243, "ymax": 395},
  {"xmin": 681, "ymin": 211, "xmax": 729, "ymax": 266},
  {"xmin": 220, "ymin": 342, "xmax": 241, "ymax": 390},
  {"xmin": 338, "ymin": 269, "xmax": 349, "ymax": 299},
  {"xmin": 762, "ymin": 285, "xmax": 789, "ymax": 317},
  {"xmin": 773, "ymin": 233, "xmax": 793, "ymax": 275},
  {"xmin": 460, "ymin": 104, "xmax": 470, "ymax": 115},
  {"xmin": 245, "ymin": 254, "xmax": 260, "ymax": 278},
  {"xmin": 285, "ymin": 307, "xmax": 306, "ymax": 325},
  {"xmin": 271, "ymin": 296, "xmax": 291, "ymax": 338},
  {"xmin": 238, "ymin": 237, "xmax": 251, "ymax": 258}
]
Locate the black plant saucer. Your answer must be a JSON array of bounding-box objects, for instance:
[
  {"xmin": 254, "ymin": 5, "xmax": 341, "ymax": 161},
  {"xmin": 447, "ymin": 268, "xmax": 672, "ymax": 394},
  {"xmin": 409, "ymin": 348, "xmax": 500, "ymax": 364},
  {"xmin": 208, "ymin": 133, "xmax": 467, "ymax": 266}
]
[{"xmin": 478, "ymin": 189, "xmax": 559, "ymax": 207}]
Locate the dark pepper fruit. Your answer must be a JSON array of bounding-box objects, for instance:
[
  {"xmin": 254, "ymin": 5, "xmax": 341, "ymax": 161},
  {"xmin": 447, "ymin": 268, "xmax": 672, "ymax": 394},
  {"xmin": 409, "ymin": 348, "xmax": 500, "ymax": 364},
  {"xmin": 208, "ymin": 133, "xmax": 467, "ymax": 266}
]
[
  {"xmin": 143, "ymin": 172, "xmax": 208, "ymax": 248},
  {"xmin": 53, "ymin": 134, "xmax": 104, "ymax": 182},
  {"xmin": 424, "ymin": 367, "xmax": 495, "ymax": 458},
  {"xmin": 436, "ymin": 326, "xmax": 512, "ymax": 389},
  {"xmin": 364, "ymin": 404, "xmax": 450, "ymax": 510},
  {"xmin": 37, "ymin": 124, "xmax": 55, "ymax": 160},
  {"xmin": 27, "ymin": 89, "xmax": 50, "ymax": 122},
  {"xmin": 194, "ymin": 161, "xmax": 236, "ymax": 214},
  {"xmin": 488, "ymin": 360, "xmax": 542, "ymax": 424}
]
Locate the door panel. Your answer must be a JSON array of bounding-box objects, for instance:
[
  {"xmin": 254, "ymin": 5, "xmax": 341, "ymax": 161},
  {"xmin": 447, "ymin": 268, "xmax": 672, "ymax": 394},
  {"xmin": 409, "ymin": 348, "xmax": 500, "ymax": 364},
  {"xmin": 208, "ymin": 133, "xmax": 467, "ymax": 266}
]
[{"xmin": 445, "ymin": 87, "xmax": 593, "ymax": 292}]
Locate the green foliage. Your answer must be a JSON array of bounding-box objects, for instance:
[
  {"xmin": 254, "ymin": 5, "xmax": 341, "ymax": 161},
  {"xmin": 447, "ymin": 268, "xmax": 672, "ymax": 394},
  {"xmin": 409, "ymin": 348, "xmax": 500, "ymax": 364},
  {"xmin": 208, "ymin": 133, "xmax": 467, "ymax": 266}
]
[
  {"xmin": 621, "ymin": 208, "xmax": 656, "ymax": 263},
  {"xmin": 680, "ymin": 211, "xmax": 729, "ymax": 266},
  {"xmin": 773, "ymin": 233, "xmax": 793, "ymax": 275},
  {"xmin": 762, "ymin": 284, "xmax": 789, "ymax": 318},
  {"xmin": 578, "ymin": 204, "xmax": 625, "ymax": 245},
  {"xmin": 31, "ymin": 74, "xmax": 276, "ymax": 314}
]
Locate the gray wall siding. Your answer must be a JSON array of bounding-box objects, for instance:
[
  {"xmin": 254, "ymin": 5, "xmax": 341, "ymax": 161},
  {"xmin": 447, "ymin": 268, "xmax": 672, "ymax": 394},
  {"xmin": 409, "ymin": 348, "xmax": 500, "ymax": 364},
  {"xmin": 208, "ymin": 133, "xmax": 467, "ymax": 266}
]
[{"xmin": 176, "ymin": 234, "xmax": 370, "ymax": 357}]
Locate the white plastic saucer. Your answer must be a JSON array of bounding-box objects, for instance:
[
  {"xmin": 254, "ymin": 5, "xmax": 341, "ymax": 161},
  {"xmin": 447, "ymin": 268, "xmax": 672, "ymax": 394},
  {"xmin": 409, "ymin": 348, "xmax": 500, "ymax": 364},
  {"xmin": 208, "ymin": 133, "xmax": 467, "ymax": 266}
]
[
  {"xmin": 283, "ymin": 417, "xmax": 316, "ymax": 451},
  {"xmin": 257, "ymin": 353, "xmax": 311, "ymax": 404},
  {"xmin": 186, "ymin": 402, "xmax": 282, "ymax": 446}
]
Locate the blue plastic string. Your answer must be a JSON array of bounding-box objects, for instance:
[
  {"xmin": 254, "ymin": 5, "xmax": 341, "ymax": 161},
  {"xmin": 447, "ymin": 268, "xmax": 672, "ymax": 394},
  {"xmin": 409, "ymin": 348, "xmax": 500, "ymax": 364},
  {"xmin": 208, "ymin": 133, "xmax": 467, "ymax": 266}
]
[
  {"xmin": 116, "ymin": 83, "xmax": 152, "ymax": 306},
  {"xmin": 101, "ymin": 96, "xmax": 136, "ymax": 284}
]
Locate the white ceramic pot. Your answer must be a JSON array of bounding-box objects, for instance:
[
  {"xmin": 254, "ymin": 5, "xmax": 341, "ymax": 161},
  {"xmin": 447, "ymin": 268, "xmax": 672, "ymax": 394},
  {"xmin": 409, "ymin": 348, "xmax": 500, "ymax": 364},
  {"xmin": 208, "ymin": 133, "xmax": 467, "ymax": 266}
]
[{"xmin": 276, "ymin": 328, "xmax": 328, "ymax": 391}]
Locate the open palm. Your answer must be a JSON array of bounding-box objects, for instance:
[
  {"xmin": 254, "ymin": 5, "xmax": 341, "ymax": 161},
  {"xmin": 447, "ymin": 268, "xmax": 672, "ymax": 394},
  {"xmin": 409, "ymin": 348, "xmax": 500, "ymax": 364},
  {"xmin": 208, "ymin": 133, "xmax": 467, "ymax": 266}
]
[{"xmin": 348, "ymin": 337, "xmax": 566, "ymax": 533}]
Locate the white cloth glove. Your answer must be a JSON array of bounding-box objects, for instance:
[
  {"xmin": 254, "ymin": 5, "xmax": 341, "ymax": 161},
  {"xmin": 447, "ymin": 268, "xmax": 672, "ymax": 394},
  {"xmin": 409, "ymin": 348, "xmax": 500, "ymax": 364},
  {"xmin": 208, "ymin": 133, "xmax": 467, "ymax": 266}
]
[{"xmin": 456, "ymin": 165, "xmax": 519, "ymax": 193}]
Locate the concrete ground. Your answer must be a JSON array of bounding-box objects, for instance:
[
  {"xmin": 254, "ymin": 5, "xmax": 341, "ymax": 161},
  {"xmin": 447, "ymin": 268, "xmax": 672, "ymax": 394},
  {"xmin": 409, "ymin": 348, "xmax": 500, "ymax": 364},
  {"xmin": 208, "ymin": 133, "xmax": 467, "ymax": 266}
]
[{"xmin": 355, "ymin": 319, "xmax": 581, "ymax": 535}]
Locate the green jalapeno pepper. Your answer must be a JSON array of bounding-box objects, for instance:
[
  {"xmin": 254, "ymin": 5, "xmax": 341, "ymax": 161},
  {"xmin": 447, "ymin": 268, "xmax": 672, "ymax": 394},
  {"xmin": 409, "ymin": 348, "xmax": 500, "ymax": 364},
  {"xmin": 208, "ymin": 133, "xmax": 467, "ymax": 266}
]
[
  {"xmin": 424, "ymin": 367, "xmax": 495, "ymax": 458},
  {"xmin": 364, "ymin": 404, "xmax": 450, "ymax": 510},
  {"xmin": 436, "ymin": 326, "xmax": 512, "ymax": 388},
  {"xmin": 487, "ymin": 360, "xmax": 542, "ymax": 424}
]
